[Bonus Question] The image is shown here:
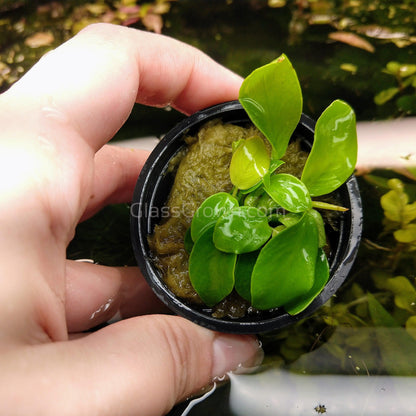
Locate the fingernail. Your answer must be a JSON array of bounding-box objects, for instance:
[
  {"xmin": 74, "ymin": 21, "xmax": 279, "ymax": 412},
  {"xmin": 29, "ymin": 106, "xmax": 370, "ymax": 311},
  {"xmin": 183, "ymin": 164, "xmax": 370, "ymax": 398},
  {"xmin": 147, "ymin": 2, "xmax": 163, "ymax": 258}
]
[{"xmin": 212, "ymin": 334, "xmax": 264, "ymax": 380}]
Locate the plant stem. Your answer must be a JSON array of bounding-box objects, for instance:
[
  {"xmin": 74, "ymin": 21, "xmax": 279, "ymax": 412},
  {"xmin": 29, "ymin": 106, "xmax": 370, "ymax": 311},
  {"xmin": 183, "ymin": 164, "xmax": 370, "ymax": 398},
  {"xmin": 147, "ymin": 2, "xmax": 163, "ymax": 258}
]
[{"xmin": 312, "ymin": 200, "xmax": 349, "ymax": 212}]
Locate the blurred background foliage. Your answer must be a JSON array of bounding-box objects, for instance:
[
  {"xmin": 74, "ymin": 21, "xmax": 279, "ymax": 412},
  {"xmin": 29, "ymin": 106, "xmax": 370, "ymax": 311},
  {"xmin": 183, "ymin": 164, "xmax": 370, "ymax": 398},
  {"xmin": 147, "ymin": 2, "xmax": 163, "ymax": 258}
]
[{"xmin": 1, "ymin": 0, "xmax": 416, "ymax": 382}]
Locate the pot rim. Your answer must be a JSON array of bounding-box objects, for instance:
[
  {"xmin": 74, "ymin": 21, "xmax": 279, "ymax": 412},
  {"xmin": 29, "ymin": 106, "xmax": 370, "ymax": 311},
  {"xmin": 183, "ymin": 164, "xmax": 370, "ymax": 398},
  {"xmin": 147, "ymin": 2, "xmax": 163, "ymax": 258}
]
[{"xmin": 130, "ymin": 100, "xmax": 363, "ymax": 334}]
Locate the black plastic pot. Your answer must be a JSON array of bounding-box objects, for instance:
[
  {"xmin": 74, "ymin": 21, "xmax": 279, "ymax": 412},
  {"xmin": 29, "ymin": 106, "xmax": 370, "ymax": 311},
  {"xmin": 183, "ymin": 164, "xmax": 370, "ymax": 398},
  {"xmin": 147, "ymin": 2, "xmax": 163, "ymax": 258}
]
[{"xmin": 130, "ymin": 100, "xmax": 363, "ymax": 334}]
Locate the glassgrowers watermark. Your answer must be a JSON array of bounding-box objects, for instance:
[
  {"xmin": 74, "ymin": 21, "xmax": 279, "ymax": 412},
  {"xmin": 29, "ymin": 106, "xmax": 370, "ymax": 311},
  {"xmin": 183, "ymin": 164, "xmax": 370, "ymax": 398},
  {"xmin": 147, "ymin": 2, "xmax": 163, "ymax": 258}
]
[
  {"xmin": 130, "ymin": 202, "xmax": 197, "ymax": 220},
  {"xmin": 130, "ymin": 202, "xmax": 288, "ymax": 220}
]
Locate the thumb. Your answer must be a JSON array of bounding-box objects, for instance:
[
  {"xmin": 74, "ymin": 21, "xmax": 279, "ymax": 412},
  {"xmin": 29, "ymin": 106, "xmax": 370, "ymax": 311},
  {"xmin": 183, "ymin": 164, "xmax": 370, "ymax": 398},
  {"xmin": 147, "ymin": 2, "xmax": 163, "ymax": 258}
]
[
  {"xmin": 8, "ymin": 315, "xmax": 263, "ymax": 416},
  {"xmin": 81, "ymin": 316, "xmax": 263, "ymax": 415}
]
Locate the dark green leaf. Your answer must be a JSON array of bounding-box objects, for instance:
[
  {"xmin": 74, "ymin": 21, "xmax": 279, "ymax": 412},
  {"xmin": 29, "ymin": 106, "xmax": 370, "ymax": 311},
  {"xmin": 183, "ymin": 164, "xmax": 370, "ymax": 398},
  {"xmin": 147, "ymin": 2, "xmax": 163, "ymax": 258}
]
[
  {"xmin": 184, "ymin": 228, "xmax": 194, "ymax": 254},
  {"xmin": 285, "ymin": 248, "xmax": 329, "ymax": 315},
  {"xmin": 213, "ymin": 206, "xmax": 272, "ymax": 254},
  {"xmin": 189, "ymin": 227, "xmax": 236, "ymax": 306},
  {"xmin": 255, "ymin": 192, "xmax": 281, "ymax": 213},
  {"xmin": 234, "ymin": 251, "xmax": 259, "ymax": 301},
  {"xmin": 301, "ymin": 100, "xmax": 357, "ymax": 197},
  {"xmin": 239, "ymin": 54, "xmax": 302, "ymax": 159},
  {"xmin": 367, "ymin": 293, "xmax": 399, "ymax": 327},
  {"xmin": 264, "ymin": 173, "xmax": 312, "ymax": 213},
  {"xmin": 367, "ymin": 294, "xmax": 416, "ymax": 376},
  {"xmin": 397, "ymin": 94, "xmax": 416, "ymax": 114},
  {"xmin": 191, "ymin": 192, "xmax": 239, "ymax": 242},
  {"xmin": 251, "ymin": 212, "xmax": 318, "ymax": 310},
  {"xmin": 230, "ymin": 136, "xmax": 270, "ymax": 190},
  {"xmin": 308, "ymin": 209, "xmax": 327, "ymax": 247}
]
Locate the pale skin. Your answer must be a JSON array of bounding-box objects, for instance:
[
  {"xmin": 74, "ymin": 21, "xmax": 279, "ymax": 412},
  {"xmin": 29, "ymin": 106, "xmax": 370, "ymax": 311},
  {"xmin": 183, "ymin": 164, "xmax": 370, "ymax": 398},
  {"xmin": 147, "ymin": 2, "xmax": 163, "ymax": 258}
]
[{"xmin": 0, "ymin": 24, "xmax": 262, "ymax": 416}]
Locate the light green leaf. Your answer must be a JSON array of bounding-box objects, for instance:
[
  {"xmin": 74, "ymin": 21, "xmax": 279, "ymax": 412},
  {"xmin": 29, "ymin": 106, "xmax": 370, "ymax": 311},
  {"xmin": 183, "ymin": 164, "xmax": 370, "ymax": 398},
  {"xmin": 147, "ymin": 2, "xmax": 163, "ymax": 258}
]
[
  {"xmin": 213, "ymin": 206, "xmax": 272, "ymax": 254},
  {"xmin": 301, "ymin": 100, "xmax": 357, "ymax": 197},
  {"xmin": 374, "ymin": 87, "xmax": 399, "ymax": 105},
  {"xmin": 385, "ymin": 275, "xmax": 416, "ymax": 312},
  {"xmin": 189, "ymin": 227, "xmax": 236, "ymax": 306},
  {"xmin": 230, "ymin": 136, "xmax": 270, "ymax": 190},
  {"xmin": 191, "ymin": 192, "xmax": 239, "ymax": 242},
  {"xmin": 239, "ymin": 54, "xmax": 302, "ymax": 159},
  {"xmin": 399, "ymin": 64, "xmax": 416, "ymax": 78},
  {"xmin": 264, "ymin": 173, "xmax": 312, "ymax": 213},
  {"xmin": 394, "ymin": 224, "xmax": 416, "ymax": 243},
  {"xmin": 251, "ymin": 212, "xmax": 318, "ymax": 310},
  {"xmin": 380, "ymin": 182, "xmax": 409, "ymax": 223}
]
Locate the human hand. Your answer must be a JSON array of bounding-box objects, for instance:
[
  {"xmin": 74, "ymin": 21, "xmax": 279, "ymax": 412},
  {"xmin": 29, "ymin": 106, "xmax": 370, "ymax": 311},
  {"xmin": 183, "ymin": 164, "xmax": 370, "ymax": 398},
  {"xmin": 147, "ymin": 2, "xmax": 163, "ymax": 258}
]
[{"xmin": 0, "ymin": 23, "xmax": 262, "ymax": 415}]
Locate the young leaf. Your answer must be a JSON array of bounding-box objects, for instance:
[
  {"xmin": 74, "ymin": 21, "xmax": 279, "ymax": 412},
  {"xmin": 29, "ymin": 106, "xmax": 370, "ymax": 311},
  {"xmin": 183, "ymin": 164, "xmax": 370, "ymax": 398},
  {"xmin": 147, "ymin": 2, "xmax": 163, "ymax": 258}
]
[
  {"xmin": 234, "ymin": 251, "xmax": 259, "ymax": 302},
  {"xmin": 251, "ymin": 212, "xmax": 318, "ymax": 310},
  {"xmin": 264, "ymin": 173, "xmax": 312, "ymax": 213},
  {"xmin": 230, "ymin": 136, "xmax": 270, "ymax": 190},
  {"xmin": 239, "ymin": 54, "xmax": 302, "ymax": 159},
  {"xmin": 189, "ymin": 227, "xmax": 236, "ymax": 306},
  {"xmin": 301, "ymin": 100, "xmax": 357, "ymax": 197},
  {"xmin": 285, "ymin": 248, "xmax": 329, "ymax": 315},
  {"xmin": 191, "ymin": 192, "xmax": 239, "ymax": 242},
  {"xmin": 213, "ymin": 206, "xmax": 272, "ymax": 254}
]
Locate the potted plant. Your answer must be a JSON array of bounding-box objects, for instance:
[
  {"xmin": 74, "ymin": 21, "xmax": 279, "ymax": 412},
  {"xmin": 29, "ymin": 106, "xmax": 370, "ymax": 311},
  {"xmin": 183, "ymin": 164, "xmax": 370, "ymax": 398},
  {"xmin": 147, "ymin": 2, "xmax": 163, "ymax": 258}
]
[{"xmin": 130, "ymin": 55, "xmax": 363, "ymax": 334}]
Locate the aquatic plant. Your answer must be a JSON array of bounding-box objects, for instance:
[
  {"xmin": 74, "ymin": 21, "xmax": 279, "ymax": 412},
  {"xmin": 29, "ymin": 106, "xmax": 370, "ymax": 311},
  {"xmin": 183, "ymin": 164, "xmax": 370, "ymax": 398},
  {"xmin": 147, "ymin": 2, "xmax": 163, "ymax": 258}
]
[{"xmin": 187, "ymin": 55, "xmax": 357, "ymax": 314}]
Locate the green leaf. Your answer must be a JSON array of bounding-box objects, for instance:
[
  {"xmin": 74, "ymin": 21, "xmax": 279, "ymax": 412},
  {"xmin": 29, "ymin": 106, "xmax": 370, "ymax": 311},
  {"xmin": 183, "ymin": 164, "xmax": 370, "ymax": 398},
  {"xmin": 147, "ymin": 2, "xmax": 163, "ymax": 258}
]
[
  {"xmin": 234, "ymin": 251, "xmax": 259, "ymax": 301},
  {"xmin": 213, "ymin": 206, "xmax": 272, "ymax": 254},
  {"xmin": 191, "ymin": 192, "xmax": 239, "ymax": 242},
  {"xmin": 385, "ymin": 61, "xmax": 401, "ymax": 76},
  {"xmin": 399, "ymin": 64, "xmax": 416, "ymax": 78},
  {"xmin": 255, "ymin": 192, "xmax": 281, "ymax": 213},
  {"xmin": 384, "ymin": 275, "xmax": 416, "ymax": 312},
  {"xmin": 251, "ymin": 212, "xmax": 318, "ymax": 310},
  {"xmin": 184, "ymin": 228, "xmax": 194, "ymax": 254},
  {"xmin": 367, "ymin": 293, "xmax": 416, "ymax": 376},
  {"xmin": 189, "ymin": 227, "xmax": 236, "ymax": 306},
  {"xmin": 239, "ymin": 180, "xmax": 263, "ymax": 195},
  {"xmin": 277, "ymin": 212, "xmax": 303, "ymax": 228},
  {"xmin": 230, "ymin": 136, "xmax": 270, "ymax": 190},
  {"xmin": 308, "ymin": 209, "xmax": 327, "ymax": 247},
  {"xmin": 374, "ymin": 87, "xmax": 399, "ymax": 105},
  {"xmin": 380, "ymin": 181, "xmax": 408, "ymax": 222},
  {"xmin": 367, "ymin": 293, "xmax": 399, "ymax": 327},
  {"xmin": 285, "ymin": 248, "xmax": 329, "ymax": 315},
  {"xmin": 239, "ymin": 54, "xmax": 302, "ymax": 159},
  {"xmin": 397, "ymin": 94, "xmax": 416, "ymax": 114},
  {"xmin": 264, "ymin": 173, "xmax": 312, "ymax": 213},
  {"xmin": 394, "ymin": 224, "xmax": 416, "ymax": 243},
  {"xmin": 301, "ymin": 100, "xmax": 357, "ymax": 197}
]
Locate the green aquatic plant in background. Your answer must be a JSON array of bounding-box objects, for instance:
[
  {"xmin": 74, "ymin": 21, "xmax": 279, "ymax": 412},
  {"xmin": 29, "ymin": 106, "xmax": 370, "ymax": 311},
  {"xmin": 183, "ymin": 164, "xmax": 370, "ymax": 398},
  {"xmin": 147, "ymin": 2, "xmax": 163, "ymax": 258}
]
[
  {"xmin": 261, "ymin": 175, "xmax": 416, "ymax": 373},
  {"xmin": 187, "ymin": 55, "xmax": 357, "ymax": 314},
  {"xmin": 375, "ymin": 62, "xmax": 416, "ymax": 115}
]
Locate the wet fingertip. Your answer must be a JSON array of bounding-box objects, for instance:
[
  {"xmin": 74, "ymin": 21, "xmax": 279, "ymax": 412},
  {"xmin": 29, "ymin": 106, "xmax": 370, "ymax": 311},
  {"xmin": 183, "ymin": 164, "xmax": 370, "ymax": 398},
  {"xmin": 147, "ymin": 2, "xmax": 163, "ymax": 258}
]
[{"xmin": 211, "ymin": 334, "xmax": 264, "ymax": 380}]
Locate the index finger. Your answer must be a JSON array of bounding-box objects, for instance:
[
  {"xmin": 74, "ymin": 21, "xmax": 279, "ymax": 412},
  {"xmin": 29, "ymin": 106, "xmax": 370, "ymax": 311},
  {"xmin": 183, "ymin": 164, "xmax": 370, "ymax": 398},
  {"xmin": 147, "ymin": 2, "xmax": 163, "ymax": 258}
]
[{"xmin": 7, "ymin": 23, "xmax": 242, "ymax": 151}]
